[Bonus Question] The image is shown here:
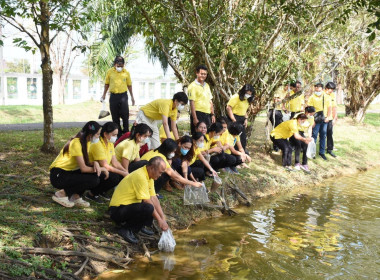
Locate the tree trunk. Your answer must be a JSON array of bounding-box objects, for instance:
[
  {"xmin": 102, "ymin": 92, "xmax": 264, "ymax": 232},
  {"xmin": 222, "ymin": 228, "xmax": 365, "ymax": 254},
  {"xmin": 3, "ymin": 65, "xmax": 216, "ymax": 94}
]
[
  {"xmin": 39, "ymin": 0, "xmax": 55, "ymax": 153},
  {"xmin": 353, "ymin": 107, "xmax": 365, "ymax": 123}
]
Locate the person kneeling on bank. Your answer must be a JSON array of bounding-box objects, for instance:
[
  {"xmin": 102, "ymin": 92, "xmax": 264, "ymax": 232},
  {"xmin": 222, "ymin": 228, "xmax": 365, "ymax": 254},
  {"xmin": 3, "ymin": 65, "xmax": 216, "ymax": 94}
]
[{"xmin": 109, "ymin": 156, "xmax": 169, "ymax": 244}]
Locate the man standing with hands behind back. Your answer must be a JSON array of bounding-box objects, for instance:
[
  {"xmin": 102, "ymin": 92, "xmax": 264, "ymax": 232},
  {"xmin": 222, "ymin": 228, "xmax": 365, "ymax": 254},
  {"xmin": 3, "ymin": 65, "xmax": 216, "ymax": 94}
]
[
  {"xmin": 188, "ymin": 64, "xmax": 215, "ymax": 135},
  {"xmin": 101, "ymin": 56, "xmax": 136, "ymax": 137}
]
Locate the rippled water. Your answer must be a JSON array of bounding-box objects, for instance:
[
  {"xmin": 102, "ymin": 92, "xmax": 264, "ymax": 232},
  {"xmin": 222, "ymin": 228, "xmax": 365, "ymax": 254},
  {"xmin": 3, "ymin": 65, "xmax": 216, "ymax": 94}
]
[{"xmin": 99, "ymin": 169, "xmax": 380, "ymax": 280}]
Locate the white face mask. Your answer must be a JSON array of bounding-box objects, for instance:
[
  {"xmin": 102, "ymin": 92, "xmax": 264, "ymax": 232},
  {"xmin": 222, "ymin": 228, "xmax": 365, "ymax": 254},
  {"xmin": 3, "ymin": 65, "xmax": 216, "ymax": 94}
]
[
  {"xmin": 143, "ymin": 137, "xmax": 150, "ymax": 144},
  {"xmin": 167, "ymin": 152, "xmax": 175, "ymax": 159},
  {"xmin": 91, "ymin": 136, "xmax": 99, "ymax": 144},
  {"xmin": 116, "ymin": 67, "xmax": 123, "ymax": 72},
  {"xmin": 213, "ymin": 135, "xmax": 220, "ymax": 140},
  {"xmin": 177, "ymin": 104, "xmax": 185, "ymax": 111},
  {"xmin": 109, "ymin": 136, "xmax": 117, "ymax": 143},
  {"xmin": 197, "ymin": 142, "xmax": 205, "ymax": 148},
  {"xmin": 315, "ymin": 91, "xmax": 322, "ymax": 96},
  {"xmin": 244, "ymin": 94, "xmax": 251, "ymax": 99}
]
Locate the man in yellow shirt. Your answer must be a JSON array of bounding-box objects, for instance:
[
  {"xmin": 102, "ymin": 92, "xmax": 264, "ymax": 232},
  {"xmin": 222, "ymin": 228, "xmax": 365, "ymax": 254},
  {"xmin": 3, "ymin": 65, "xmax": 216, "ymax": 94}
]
[
  {"xmin": 109, "ymin": 156, "xmax": 168, "ymax": 244},
  {"xmin": 288, "ymin": 81, "xmax": 305, "ymax": 119},
  {"xmin": 307, "ymin": 83, "xmax": 332, "ymax": 160},
  {"xmin": 188, "ymin": 64, "xmax": 215, "ymax": 135},
  {"xmin": 101, "ymin": 56, "xmax": 135, "ymax": 137},
  {"xmin": 325, "ymin": 82, "xmax": 337, "ymax": 157},
  {"xmin": 135, "ymin": 92, "xmax": 188, "ymax": 149}
]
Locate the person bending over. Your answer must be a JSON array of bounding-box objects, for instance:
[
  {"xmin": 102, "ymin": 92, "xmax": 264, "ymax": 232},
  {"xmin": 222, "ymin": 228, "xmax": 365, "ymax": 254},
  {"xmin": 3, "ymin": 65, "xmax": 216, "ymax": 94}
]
[
  {"xmin": 109, "ymin": 157, "xmax": 169, "ymax": 244},
  {"xmin": 271, "ymin": 114, "xmax": 313, "ymax": 171},
  {"xmin": 50, "ymin": 121, "xmax": 108, "ymax": 208}
]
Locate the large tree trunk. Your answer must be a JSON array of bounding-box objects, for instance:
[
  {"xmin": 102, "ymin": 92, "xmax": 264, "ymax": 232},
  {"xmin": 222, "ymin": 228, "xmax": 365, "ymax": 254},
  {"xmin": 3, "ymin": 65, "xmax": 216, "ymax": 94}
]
[{"xmin": 40, "ymin": 0, "xmax": 55, "ymax": 153}]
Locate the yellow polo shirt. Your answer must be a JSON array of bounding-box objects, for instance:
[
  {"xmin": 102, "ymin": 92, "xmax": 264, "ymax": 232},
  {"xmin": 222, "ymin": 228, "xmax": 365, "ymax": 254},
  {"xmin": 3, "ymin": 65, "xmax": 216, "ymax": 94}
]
[
  {"xmin": 307, "ymin": 93, "xmax": 332, "ymax": 119},
  {"xmin": 325, "ymin": 91, "xmax": 337, "ymax": 107},
  {"xmin": 220, "ymin": 131, "xmax": 240, "ymax": 154},
  {"xmin": 109, "ymin": 166, "xmax": 155, "ymax": 207},
  {"xmin": 199, "ymin": 134, "xmax": 212, "ymax": 152},
  {"xmin": 115, "ymin": 139, "xmax": 140, "ymax": 163},
  {"xmin": 271, "ymin": 119, "xmax": 298, "ymax": 139},
  {"xmin": 188, "ymin": 80, "xmax": 212, "ymax": 114},
  {"xmin": 189, "ymin": 146, "xmax": 202, "ymax": 165},
  {"xmin": 141, "ymin": 150, "xmax": 171, "ymax": 169},
  {"xmin": 89, "ymin": 137, "xmax": 115, "ymax": 165},
  {"xmin": 227, "ymin": 94, "xmax": 249, "ymax": 116},
  {"xmin": 141, "ymin": 99, "xmax": 178, "ymax": 120},
  {"xmin": 288, "ymin": 91, "xmax": 304, "ymax": 112},
  {"xmin": 159, "ymin": 125, "xmax": 174, "ymax": 141},
  {"xmin": 50, "ymin": 138, "xmax": 88, "ymax": 171},
  {"xmin": 105, "ymin": 68, "xmax": 132, "ymax": 94}
]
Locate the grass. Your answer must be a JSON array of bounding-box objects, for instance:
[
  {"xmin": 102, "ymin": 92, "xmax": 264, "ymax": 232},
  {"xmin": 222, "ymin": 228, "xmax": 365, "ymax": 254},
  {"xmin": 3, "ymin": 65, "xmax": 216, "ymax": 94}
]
[{"xmin": 0, "ymin": 112, "xmax": 380, "ymax": 278}]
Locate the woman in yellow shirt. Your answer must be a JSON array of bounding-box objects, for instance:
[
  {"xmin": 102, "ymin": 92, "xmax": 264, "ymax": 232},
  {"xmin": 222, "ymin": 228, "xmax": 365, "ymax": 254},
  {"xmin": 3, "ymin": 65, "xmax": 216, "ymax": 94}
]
[
  {"xmin": 270, "ymin": 114, "xmax": 312, "ymax": 171},
  {"xmin": 226, "ymin": 84, "xmax": 255, "ymax": 152},
  {"xmin": 86, "ymin": 122, "xmax": 129, "ymax": 202},
  {"xmin": 50, "ymin": 121, "xmax": 108, "ymax": 208},
  {"xmin": 289, "ymin": 106, "xmax": 316, "ymax": 173},
  {"xmin": 115, "ymin": 123, "xmax": 153, "ymax": 172},
  {"xmin": 172, "ymin": 135, "xmax": 197, "ymax": 183}
]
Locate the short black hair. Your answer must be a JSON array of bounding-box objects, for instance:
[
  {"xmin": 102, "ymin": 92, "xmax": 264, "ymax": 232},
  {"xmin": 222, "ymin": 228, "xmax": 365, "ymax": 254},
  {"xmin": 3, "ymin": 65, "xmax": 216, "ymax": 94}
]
[
  {"xmin": 156, "ymin": 138, "xmax": 178, "ymax": 157},
  {"xmin": 147, "ymin": 156, "xmax": 165, "ymax": 167},
  {"xmin": 101, "ymin": 122, "xmax": 118, "ymax": 138},
  {"xmin": 196, "ymin": 64, "xmax": 208, "ymax": 73},
  {"xmin": 305, "ymin": 106, "xmax": 316, "ymax": 113},
  {"xmin": 325, "ymin": 82, "xmax": 336, "ymax": 90},
  {"xmin": 217, "ymin": 116, "xmax": 229, "ymax": 125},
  {"xmin": 208, "ymin": 123, "xmax": 223, "ymax": 134},
  {"xmin": 296, "ymin": 113, "xmax": 308, "ymax": 120},
  {"xmin": 129, "ymin": 123, "xmax": 153, "ymax": 141},
  {"xmin": 314, "ymin": 83, "xmax": 324, "ymax": 88},
  {"xmin": 290, "ymin": 82, "xmax": 297, "ymax": 88},
  {"xmin": 114, "ymin": 56, "xmax": 124, "ymax": 65},
  {"xmin": 228, "ymin": 122, "xmax": 243, "ymax": 136},
  {"xmin": 173, "ymin": 92, "xmax": 188, "ymax": 104}
]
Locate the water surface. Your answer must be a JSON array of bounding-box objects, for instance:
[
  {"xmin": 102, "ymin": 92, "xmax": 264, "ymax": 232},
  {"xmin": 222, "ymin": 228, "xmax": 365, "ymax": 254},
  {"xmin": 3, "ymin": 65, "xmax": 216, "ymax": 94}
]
[{"xmin": 99, "ymin": 169, "xmax": 380, "ymax": 280}]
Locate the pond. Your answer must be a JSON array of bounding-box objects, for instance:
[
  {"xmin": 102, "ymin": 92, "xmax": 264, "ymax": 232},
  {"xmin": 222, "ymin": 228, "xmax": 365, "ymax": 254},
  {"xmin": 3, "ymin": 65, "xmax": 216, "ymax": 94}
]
[{"xmin": 98, "ymin": 169, "xmax": 380, "ymax": 280}]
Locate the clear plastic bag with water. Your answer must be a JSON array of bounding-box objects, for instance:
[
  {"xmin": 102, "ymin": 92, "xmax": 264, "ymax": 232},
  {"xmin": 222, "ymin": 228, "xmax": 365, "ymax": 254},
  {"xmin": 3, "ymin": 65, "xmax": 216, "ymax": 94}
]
[
  {"xmin": 158, "ymin": 229, "xmax": 176, "ymax": 252},
  {"xmin": 183, "ymin": 183, "xmax": 210, "ymax": 205},
  {"xmin": 306, "ymin": 138, "xmax": 316, "ymax": 159}
]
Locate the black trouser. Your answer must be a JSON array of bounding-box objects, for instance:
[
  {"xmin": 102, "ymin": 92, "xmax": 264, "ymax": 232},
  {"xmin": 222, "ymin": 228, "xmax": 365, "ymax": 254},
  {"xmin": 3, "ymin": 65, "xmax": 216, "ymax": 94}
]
[
  {"xmin": 109, "ymin": 203, "xmax": 154, "ymax": 232},
  {"xmin": 50, "ymin": 168, "xmax": 99, "ymax": 198},
  {"xmin": 110, "ymin": 92, "xmax": 129, "ymax": 137},
  {"xmin": 228, "ymin": 114, "xmax": 247, "ymax": 150},
  {"xmin": 190, "ymin": 111, "xmax": 211, "ymax": 135},
  {"xmin": 289, "ymin": 131, "xmax": 308, "ymax": 165},
  {"xmin": 271, "ymin": 137, "xmax": 292, "ymax": 166},
  {"xmin": 327, "ymin": 120, "xmax": 334, "ymax": 152},
  {"xmin": 127, "ymin": 159, "xmax": 169, "ymax": 193},
  {"xmin": 90, "ymin": 171, "xmax": 122, "ymax": 196},
  {"xmin": 268, "ymin": 109, "xmax": 283, "ymax": 128},
  {"xmin": 190, "ymin": 160, "xmax": 206, "ymax": 181},
  {"xmin": 210, "ymin": 152, "xmax": 237, "ymax": 170}
]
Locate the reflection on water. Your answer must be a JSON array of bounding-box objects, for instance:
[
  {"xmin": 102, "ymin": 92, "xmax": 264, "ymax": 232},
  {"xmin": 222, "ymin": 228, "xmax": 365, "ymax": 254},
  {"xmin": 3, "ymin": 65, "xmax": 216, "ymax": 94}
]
[{"xmin": 98, "ymin": 170, "xmax": 380, "ymax": 280}]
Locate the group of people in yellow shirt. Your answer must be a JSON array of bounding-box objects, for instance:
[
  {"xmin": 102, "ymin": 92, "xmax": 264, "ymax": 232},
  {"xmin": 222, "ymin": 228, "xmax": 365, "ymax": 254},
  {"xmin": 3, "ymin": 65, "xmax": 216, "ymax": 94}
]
[{"xmin": 270, "ymin": 81, "xmax": 338, "ymax": 172}]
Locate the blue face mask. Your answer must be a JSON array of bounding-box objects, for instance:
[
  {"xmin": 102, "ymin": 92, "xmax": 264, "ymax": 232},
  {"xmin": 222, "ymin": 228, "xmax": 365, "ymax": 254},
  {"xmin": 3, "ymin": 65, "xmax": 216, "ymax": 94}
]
[{"xmin": 180, "ymin": 147, "xmax": 189, "ymax": 156}]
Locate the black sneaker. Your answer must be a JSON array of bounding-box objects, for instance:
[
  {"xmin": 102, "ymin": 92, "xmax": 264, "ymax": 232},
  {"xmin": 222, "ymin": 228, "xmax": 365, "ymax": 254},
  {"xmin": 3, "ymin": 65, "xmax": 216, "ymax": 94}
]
[
  {"xmin": 84, "ymin": 192, "xmax": 103, "ymax": 203},
  {"xmin": 327, "ymin": 151, "xmax": 337, "ymax": 158},
  {"xmin": 140, "ymin": 226, "xmax": 154, "ymax": 236},
  {"xmin": 99, "ymin": 193, "xmax": 111, "ymax": 201},
  {"xmin": 117, "ymin": 228, "xmax": 138, "ymax": 244},
  {"xmin": 319, "ymin": 153, "xmax": 327, "ymax": 161}
]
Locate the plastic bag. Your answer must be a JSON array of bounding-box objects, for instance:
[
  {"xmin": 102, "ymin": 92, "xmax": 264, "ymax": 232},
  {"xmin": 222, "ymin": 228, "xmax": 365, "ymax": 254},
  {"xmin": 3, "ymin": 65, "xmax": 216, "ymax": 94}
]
[
  {"xmin": 210, "ymin": 175, "xmax": 222, "ymax": 192},
  {"xmin": 306, "ymin": 138, "xmax": 316, "ymax": 159},
  {"xmin": 158, "ymin": 229, "xmax": 176, "ymax": 252},
  {"xmin": 183, "ymin": 183, "xmax": 210, "ymax": 205},
  {"xmin": 282, "ymin": 112, "xmax": 291, "ymax": 121},
  {"xmin": 98, "ymin": 101, "xmax": 110, "ymax": 119}
]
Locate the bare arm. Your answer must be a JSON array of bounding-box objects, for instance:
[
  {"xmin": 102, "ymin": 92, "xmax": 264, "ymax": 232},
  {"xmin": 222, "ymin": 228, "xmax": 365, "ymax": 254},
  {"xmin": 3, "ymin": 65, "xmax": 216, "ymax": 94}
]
[
  {"xmin": 190, "ymin": 100, "xmax": 198, "ymax": 125},
  {"xmin": 143, "ymin": 197, "xmax": 168, "ymax": 231},
  {"xmin": 197, "ymin": 153, "xmax": 217, "ymax": 176},
  {"xmin": 210, "ymin": 101, "xmax": 215, "ymax": 123},
  {"xmin": 294, "ymin": 132, "xmax": 312, "ymax": 144},
  {"xmin": 162, "ymin": 115, "xmax": 172, "ymax": 140},
  {"xmin": 226, "ymin": 105, "xmax": 236, "ymax": 122},
  {"xmin": 98, "ymin": 158, "xmax": 128, "ymax": 177},
  {"xmin": 121, "ymin": 158, "xmax": 130, "ymax": 171},
  {"xmin": 166, "ymin": 167, "xmax": 202, "ymax": 187},
  {"xmin": 127, "ymin": 85, "xmax": 135, "ymax": 106},
  {"xmin": 101, "ymin": 84, "xmax": 109, "ymax": 100},
  {"xmin": 171, "ymin": 119, "xmax": 179, "ymax": 140}
]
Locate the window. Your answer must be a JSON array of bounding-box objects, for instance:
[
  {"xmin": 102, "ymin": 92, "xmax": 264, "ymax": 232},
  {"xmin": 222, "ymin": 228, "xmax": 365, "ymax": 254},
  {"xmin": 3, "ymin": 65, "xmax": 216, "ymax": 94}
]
[
  {"xmin": 148, "ymin": 83, "xmax": 155, "ymax": 99},
  {"xmin": 161, "ymin": 83, "xmax": 167, "ymax": 98},
  {"xmin": 139, "ymin": 82, "xmax": 145, "ymax": 99},
  {"xmin": 7, "ymin": 77, "xmax": 18, "ymax": 99},
  {"xmin": 27, "ymin": 78, "xmax": 37, "ymax": 99},
  {"xmin": 73, "ymin": 80, "xmax": 81, "ymax": 99},
  {"xmin": 170, "ymin": 83, "xmax": 176, "ymax": 97}
]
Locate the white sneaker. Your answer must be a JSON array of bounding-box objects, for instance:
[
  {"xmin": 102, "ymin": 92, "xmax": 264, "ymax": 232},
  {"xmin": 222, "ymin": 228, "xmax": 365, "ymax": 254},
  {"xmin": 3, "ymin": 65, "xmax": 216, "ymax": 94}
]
[
  {"xmin": 72, "ymin": 197, "xmax": 90, "ymax": 207},
  {"xmin": 294, "ymin": 163, "xmax": 301, "ymax": 171},
  {"xmin": 52, "ymin": 195, "xmax": 74, "ymax": 208}
]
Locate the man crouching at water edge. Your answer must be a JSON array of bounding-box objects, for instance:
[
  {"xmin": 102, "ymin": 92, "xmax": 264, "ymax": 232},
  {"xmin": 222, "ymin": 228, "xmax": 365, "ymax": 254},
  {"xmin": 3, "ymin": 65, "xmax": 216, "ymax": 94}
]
[{"xmin": 108, "ymin": 156, "xmax": 169, "ymax": 244}]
